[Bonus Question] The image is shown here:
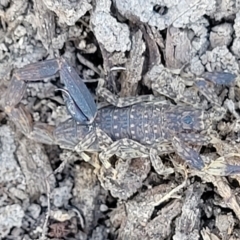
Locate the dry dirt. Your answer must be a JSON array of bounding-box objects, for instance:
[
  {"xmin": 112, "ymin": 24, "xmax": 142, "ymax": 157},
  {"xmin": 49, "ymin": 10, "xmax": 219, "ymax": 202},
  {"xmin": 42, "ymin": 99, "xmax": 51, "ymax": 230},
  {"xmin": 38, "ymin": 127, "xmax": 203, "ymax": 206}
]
[{"xmin": 1, "ymin": 0, "xmax": 240, "ymax": 239}]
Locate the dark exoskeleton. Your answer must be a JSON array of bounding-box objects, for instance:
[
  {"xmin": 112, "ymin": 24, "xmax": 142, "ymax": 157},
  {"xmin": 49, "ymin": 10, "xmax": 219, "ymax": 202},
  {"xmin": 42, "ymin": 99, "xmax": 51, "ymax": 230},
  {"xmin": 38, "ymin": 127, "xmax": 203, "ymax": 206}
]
[{"xmin": 3, "ymin": 58, "xmax": 240, "ymax": 176}]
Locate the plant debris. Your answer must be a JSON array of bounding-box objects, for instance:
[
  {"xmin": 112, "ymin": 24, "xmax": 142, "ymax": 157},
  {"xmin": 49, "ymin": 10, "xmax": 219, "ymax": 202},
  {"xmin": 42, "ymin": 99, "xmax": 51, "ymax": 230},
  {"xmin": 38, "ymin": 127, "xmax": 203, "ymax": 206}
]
[{"xmin": 1, "ymin": 0, "xmax": 240, "ymax": 239}]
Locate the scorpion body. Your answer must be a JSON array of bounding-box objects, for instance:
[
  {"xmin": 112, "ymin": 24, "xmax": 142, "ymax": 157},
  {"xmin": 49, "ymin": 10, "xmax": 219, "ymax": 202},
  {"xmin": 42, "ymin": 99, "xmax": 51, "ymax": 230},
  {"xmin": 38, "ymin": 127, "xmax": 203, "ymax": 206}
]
[
  {"xmin": 95, "ymin": 104, "xmax": 211, "ymax": 144},
  {"xmin": 3, "ymin": 57, "xmax": 236, "ymax": 173},
  {"xmin": 55, "ymin": 103, "xmax": 211, "ymax": 151}
]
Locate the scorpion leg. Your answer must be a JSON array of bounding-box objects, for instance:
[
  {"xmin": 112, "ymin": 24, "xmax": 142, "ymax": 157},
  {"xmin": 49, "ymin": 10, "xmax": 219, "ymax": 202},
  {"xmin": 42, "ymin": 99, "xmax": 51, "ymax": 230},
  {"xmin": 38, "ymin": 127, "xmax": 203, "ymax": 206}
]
[
  {"xmin": 152, "ymin": 137, "xmax": 209, "ymax": 173},
  {"xmin": 55, "ymin": 118, "xmax": 98, "ymax": 153},
  {"xmin": 98, "ymin": 138, "xmax": 174, "ymax": 175},
  {"xmin": 151, "ymin": 69, "xmax": 236, "ymax": 108},
  {"xmin": 72, "ymin": 127, "xmax": 115, "ymax": 171},
  {"xmin": 172, "ymin": 136, "xmax": 204, "ymax": 170},
  {"xmin": 95, "ymin": 128, "xmax": 116, "ymax": 170},
  {"xmin": 52, "ymin": 119, "xmax": 102, "ymax": 169},
  {"xmin": 99, "ymin": 139, "xmax": 149, "ymax": 166},
  {"xmin": 194, "ymin": 78, "xmax": 222, "ymax": 107},
  {"xmin": 152, "ymin": 75, "xmax": 221, "ymax": 107},
  {"xmin": 98, "ymin": 136, "xmax": 210, "ymax": 173},
  {"xmin": 194, "ymin": 72, "xmax": 236, "ymax": 107},
  {"xmin": 96, "ymin": 78, "xmax": 160, "ymax": 108},
  {"xmin": 73, "ymin": 130, "xmax": 103, "ymax": 169},
  {"xmin": 150, "ymin": 68, "xmax": 201, "ymax": 106},
  {"xmin": 70, "ymin": 127, "xmax": 118, "ymax": 176},
  {"xmin": 73, "ymin": 131, "xmax": 97, "ymax": 152},
  {"xmin": 95, "ymin": 127, "xmax": 114, "ymax": 150},
  {"xmin": 150, "ymin": 148, "xmax": 174, "ymax": 175},
  {"xmin": 195, "ymin": 77, "xmax": 229, "ymax": 121}
]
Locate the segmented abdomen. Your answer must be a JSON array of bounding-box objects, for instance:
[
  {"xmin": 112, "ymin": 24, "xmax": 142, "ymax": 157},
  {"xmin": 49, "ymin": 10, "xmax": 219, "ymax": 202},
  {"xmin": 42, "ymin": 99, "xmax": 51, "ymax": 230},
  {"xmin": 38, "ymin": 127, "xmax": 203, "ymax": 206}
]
[
  {"xmin": 95, "ymin": 103, "xmax": 163, "ymax": 145},
  {"xmin": 95, "ymin": 102, "xmax": 208, "ymax": 145}
]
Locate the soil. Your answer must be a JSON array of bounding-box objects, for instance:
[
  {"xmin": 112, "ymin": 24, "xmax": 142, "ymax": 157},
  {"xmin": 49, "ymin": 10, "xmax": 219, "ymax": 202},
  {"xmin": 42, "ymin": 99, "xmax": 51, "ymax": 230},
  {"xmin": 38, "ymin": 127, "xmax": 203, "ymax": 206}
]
[{"xmin": 1, "ymin": 0, "xmax": 240, "ymax": 239}]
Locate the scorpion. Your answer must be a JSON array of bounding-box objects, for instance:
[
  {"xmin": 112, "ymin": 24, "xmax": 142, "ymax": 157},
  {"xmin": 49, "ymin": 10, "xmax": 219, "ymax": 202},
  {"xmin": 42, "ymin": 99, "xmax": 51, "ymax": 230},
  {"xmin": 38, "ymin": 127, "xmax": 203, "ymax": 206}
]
[{"xmin": 3, "ymin": 57, "xmax": 239, "ymax": 176}]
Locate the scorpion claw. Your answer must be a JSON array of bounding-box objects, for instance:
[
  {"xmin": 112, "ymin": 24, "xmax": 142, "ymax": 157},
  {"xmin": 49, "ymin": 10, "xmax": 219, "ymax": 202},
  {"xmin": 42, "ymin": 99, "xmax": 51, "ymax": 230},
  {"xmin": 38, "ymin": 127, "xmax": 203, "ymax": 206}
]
[
  {"xmin": 59, "ymin": 58, "xmax": 97, "ymax": 123},
  {"xmin": 5, "ymin": 57, "xmax": 97, "ymax": 125},
  {"xmin": 14, "ymin": 58, "xmax": 60, "ymax": 81},
  {"xmin": 57, "ymin": 88, "xmax": 91, "ymax": 123}
]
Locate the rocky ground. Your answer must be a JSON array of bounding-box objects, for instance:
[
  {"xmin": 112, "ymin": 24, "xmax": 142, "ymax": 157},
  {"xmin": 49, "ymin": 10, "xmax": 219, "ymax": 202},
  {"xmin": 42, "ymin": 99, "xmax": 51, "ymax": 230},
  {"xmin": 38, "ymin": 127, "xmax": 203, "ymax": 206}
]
[{"xmin": 1, "ymin": 0, "xmax": 240, "ymax": 239}]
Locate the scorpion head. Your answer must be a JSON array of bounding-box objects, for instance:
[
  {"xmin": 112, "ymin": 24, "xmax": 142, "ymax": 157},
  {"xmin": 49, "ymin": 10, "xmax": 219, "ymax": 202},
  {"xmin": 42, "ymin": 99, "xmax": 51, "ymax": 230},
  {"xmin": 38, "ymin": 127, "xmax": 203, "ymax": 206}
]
[
  {"xmin": 166, "ymin": 106, "xmax": 211, "ymax": 133},
  {"xmin": 180, "ymin": 109, "xmax": 211, "ymax": 131}
]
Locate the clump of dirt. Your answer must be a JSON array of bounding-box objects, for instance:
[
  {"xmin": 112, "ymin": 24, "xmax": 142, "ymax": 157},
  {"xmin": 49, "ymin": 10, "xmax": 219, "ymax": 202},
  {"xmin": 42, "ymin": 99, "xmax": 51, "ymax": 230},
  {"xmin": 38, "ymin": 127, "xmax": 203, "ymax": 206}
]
[{"xmin": 1, "ymin": 0, "xmax": 240, "ymax": 239}]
